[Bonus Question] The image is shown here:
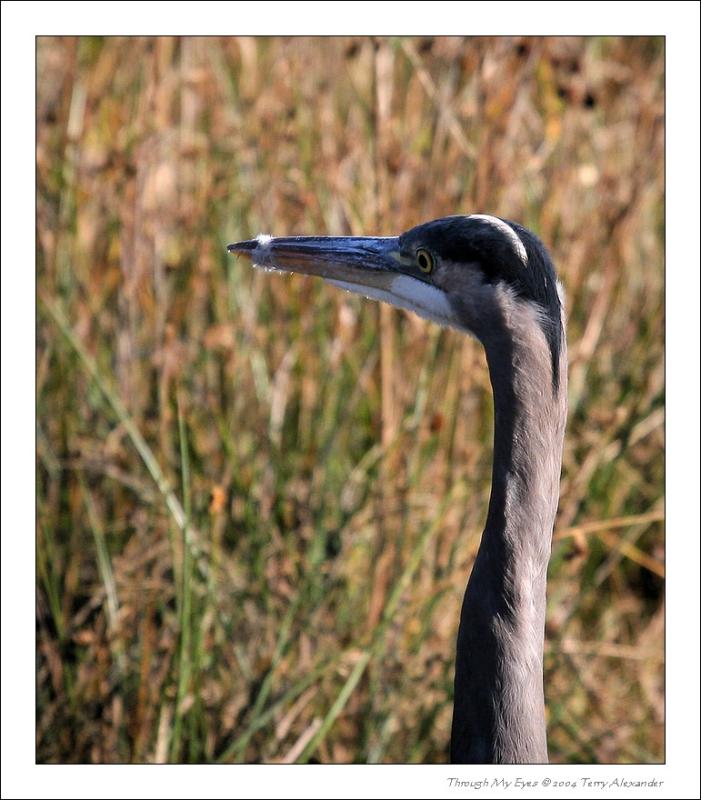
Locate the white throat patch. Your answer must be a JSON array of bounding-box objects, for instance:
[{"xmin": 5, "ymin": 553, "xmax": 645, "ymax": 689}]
[{"xmin": 327, "ymin": 274, "xmax": 457, "ymax": 328}]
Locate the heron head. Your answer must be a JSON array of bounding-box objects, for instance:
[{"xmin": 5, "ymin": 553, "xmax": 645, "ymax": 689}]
[{"xmin": 228, "ymin": 214, "xmax": 564, "ymax": 386}]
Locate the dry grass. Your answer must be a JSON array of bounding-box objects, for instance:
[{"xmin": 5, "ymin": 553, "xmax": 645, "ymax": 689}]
[{"xmin": 36, "ymin": 36, "xmax": 664, "ymax": 764}]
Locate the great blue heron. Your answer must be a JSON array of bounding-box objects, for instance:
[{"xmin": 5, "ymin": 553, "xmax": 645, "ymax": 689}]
[{"xmin": 228, "ymin": 214, "xmax": 567, "ymax": 764}]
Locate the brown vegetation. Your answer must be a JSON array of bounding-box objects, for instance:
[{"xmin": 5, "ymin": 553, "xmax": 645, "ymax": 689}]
[{"xmin": 36, "ymin": 36, "xmax": 664, "ymax": 763}]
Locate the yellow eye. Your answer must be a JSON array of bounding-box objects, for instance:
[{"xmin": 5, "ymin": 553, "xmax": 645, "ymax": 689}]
[{"xmin": 416, "ymin": 248, "xmax": 434, "ymax": 274}]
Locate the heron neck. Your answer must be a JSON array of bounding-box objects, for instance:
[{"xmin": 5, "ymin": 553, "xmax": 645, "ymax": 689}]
[
  {"xmin": 451, "ymin": 318, "xmax": 567, "ymax": 764},
  {"xmin": 484, "ymin": 333, "xmax": 567, "ymax": 589}
]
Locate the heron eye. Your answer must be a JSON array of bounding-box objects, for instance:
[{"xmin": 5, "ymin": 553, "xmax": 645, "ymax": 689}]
[{"xmin": 416, "ymin": 248, "xmax": 434, "ymax": 274}]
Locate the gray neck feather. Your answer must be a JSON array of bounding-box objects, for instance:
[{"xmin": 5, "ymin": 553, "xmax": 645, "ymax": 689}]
[{"xmin": 450, "ymin": 293, "xmax": 567, "ymax": 764}]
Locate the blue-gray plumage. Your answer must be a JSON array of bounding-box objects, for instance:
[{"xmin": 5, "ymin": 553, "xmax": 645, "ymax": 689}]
[{"xmin": 228, "ymin": 214, "xmax": 568, "ymax": 764}]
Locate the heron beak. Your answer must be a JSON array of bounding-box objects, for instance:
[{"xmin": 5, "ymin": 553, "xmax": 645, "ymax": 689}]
[
  {"xmin": 227, "ymin": 235, "xmax": 404, "ymax": 294},
  {"xmin": 227, "ymin": 233, "xmax": 457, "ymax": 328}
]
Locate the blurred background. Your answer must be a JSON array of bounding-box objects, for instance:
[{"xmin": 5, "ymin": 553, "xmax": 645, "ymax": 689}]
[{"xmin": 36, "ymin": 36, "xmax": 664, "ymax": 764}]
